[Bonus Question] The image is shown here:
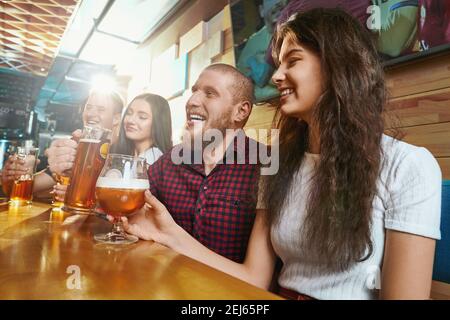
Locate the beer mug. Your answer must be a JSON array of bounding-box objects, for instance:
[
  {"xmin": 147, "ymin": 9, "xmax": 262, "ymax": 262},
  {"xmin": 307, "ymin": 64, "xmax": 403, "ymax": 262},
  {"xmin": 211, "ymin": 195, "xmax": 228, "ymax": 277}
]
[
  {"xmin": 63, "ymin": 126, "xmax": 111, "ymax": 214},
  {"xmin": 9, "ymin": 146, "xmax": 40, "ymax": 205},
  {"xmin": 94, "ymin": 154, "xmax": 149, "ymax": 244}
]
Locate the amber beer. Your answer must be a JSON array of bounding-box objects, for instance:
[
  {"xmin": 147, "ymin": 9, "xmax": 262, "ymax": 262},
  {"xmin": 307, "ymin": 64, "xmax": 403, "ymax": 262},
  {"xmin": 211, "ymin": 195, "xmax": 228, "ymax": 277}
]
[
  {"xmin": 95, "ymin": 177, "xmax": 149, "ymax": 217},
  {"xmin": 63, "ymin": 126, "xmax": 111, "ymax": 213},
  {"xmin": 2, "ymin": 179, "xmax": 13, "ymax": 196},
  {"xmin": 10, "ymin": 179, "xmax": 33, "ymax": 203},
  {"xmin": 8, "ymin": 147, "xmax": 39, "ymax": 205},
  {"xmin": 93, "ymin": 154, "xmax": 148, "ymax": 244}
]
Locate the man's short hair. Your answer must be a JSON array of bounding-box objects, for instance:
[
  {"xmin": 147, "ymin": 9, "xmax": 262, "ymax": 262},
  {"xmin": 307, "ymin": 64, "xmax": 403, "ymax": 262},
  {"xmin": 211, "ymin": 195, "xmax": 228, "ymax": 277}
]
[
  {"xmin": 88, "ymin": 89, "xmax": 124, "ymax": 114},
  {"xmin": 204, "ymin": 64, "xmax": 255, "ymax": 106},
  {"xmin": 109, "ymin": 91, "xmax": 125, "ymax": 114}
]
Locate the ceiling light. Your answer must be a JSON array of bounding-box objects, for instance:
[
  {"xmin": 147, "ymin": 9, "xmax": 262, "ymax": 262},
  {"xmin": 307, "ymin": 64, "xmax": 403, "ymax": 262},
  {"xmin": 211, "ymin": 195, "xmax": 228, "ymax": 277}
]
[
  {"xmin": 91, "ymin": 73, "xmax": 116, "ymax": 93},
  {"xmin": 79, "ymin": 31, "xmax": 137, "ymax": 65}
]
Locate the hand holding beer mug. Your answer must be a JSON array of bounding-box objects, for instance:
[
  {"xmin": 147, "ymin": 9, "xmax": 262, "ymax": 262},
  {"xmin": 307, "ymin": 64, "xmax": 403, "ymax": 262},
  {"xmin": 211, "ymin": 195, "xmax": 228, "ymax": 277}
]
[
  {"xmin": 94, "ymin": 154, "xmax": 149, "ymax": 244},
  {"xmin": 1, "ymin": 158, "xmax": 17, "ymax": 197},
  {"xmin": 8, "ymin": 147, "xmax": 40, "ymax": 205},
  {"xmin": 46, "ymin": 129, "xmax": 81, "ymax": 176},
  {"xmin": 2, "ymin": 146, "xmax": 21, "ymax": 196}
]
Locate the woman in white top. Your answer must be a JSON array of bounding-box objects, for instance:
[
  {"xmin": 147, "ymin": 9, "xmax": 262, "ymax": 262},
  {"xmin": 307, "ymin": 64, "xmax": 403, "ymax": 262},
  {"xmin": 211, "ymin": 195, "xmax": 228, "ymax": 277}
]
[
  {"xmin": 111, "ymin": 93, "xmax": 172, "ymax": 165},
  {"xmin": 118, "ymin": 8, "xmax": 441, "ymax": 299}
]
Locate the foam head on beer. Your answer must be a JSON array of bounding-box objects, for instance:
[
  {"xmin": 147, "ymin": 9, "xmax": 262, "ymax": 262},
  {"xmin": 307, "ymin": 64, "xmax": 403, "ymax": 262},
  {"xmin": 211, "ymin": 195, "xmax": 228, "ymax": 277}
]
[
  {"xmin": 96, "ymin": 177, "xmax": 149, "ymax": 217},
  {"xmin": 96, "ymin": 177, "xmax": 149, "ymax": 189}
]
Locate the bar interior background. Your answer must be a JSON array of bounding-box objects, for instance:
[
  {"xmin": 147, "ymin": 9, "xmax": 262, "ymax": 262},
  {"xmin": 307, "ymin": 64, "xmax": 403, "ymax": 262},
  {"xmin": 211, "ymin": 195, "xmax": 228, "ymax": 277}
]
[{"xmin": 0, "ymin": 0, "xmax": 449, "ymax": 299}]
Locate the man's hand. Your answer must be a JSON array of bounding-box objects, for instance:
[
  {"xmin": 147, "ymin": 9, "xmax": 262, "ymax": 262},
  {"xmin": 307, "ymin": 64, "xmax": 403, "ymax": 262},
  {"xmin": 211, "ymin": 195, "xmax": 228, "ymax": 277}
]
[
  {"xmin": 112, "ymin": 190, "xmax": 182, "ymax": 247},
  {"xmin": 1, "ymin": 155, "xmax": 28, "ymax": 181},
  {"xmin": 45, "ymin": 129, "xmax": 82, "ymax": 175}
]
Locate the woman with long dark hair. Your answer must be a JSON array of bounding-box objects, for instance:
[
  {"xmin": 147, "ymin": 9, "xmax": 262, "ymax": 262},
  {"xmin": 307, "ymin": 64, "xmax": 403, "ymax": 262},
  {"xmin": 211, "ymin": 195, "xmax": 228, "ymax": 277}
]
[
  {"xmin": 118, "ymin": 8, "xmax": 441, "ymax": 299},
  {"xmin": 258, "ymin": 7, "xmax": 440, "ymax": 299},
  {"xmin": 111, "ymin": 93, "xmax": 172, "ymax": 164}
]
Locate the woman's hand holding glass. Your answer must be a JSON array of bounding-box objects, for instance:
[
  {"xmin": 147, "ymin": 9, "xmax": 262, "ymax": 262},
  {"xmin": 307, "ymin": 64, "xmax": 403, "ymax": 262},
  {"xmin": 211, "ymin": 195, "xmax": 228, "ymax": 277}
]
[{"xmin": 110, "ymin": 189, "xmax": 181, "ymax": 248}]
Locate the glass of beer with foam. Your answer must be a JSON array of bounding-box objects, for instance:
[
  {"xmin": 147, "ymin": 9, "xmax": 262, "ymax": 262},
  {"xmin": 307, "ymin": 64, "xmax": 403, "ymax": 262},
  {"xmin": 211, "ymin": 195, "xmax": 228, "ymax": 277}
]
[
  {"xmin": 94, "ymin": 154, "xmax": 149, "ymax": 244},
  {"xmin": 9, "ymin": 146, "xmax": 40, "ymax": 206},
  {"xmin": 63, "ymin": 126, "xmax": 111, "ymax": 214}
]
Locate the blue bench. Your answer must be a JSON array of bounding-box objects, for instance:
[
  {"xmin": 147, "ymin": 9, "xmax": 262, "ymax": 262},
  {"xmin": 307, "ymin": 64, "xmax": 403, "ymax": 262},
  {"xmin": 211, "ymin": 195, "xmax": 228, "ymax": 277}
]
[{"xmin": 433, "ymin": 180, "xmax": 450, "ymax": 283}]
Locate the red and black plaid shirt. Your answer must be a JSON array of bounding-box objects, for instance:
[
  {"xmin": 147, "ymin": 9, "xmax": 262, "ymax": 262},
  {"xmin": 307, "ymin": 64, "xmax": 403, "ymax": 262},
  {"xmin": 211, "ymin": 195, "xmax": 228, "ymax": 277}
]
[{"xmin": 148, "ymin": 131, "xmax": 262, "ymax": 262}]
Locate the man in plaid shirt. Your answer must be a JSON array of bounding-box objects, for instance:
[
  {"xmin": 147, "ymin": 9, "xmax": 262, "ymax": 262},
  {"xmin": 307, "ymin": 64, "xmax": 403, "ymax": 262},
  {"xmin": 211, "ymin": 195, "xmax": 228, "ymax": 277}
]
[{"xmin": 123, "ymin": 64, "xmax": 265, "ymax": 263}]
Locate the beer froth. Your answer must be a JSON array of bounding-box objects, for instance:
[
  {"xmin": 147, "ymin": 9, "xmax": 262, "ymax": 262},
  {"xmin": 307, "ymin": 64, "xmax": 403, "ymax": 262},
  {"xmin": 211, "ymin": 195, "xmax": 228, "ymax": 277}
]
[{"xmin": 96, "ymin": 177, "xmax": 149, "ymax": 189}]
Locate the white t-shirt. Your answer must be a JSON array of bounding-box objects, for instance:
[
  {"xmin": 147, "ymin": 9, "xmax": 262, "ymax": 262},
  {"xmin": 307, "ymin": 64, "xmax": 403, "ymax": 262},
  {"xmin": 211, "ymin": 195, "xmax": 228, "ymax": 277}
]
[
  {"xmin": 267, "ymin": 135, "xmax": 442, "ymax": 300},
  {"xmin": 139, "ymin": 147, "xmax": 163, "ymax": 166}
]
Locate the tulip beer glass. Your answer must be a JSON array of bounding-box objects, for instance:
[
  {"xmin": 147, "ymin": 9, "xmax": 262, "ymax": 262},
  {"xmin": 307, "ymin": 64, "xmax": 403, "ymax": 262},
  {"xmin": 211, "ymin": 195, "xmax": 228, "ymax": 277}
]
[
  {"xmin": 63, "ymin": 126, "xmax": 111, "ymax": 214},
  {"xmin": 9, "ymin": 146, "xmax": 40, "ymax": 205},
  {"xmin": 94, "ymin": 154, "xmax": 149, "ymax": 244}
]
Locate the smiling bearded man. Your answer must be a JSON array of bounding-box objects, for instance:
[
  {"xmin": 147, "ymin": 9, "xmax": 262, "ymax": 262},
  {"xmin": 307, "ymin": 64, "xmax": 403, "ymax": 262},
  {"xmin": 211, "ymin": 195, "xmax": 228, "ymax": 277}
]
[{"xmin": 123, "ymin": 64, "xmax": 267, "ymax": 263}]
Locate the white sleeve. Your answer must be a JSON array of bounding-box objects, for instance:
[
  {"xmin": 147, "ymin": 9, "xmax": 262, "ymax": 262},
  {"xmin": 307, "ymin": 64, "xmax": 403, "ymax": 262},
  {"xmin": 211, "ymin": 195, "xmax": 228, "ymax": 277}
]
[{"xmin": 384, "ymin": 147, "xmax": 442, "ymax": 240}]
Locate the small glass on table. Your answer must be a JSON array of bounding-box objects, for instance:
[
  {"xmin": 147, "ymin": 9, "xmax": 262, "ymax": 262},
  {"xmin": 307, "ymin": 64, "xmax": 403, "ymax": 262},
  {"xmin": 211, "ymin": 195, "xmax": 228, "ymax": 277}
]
[
  {"xmin": 9, "ymin": 146, "xmax": 40, "ymax": 206},
  {"xmin": 94, "ymin": 154, "xmax": 149, "ymax": 244}
]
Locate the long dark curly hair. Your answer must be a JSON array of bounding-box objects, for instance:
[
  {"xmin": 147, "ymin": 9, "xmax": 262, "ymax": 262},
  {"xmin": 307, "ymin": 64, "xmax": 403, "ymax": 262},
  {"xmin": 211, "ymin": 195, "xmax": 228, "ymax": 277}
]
[{"xmin": 263, "ymin": 8, "xmax": 387, "ymax": 272}]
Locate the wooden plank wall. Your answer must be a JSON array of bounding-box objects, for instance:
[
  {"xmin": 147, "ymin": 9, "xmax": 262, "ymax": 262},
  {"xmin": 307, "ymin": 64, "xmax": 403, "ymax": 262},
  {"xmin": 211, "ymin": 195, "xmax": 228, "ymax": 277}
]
[{"xmin": 385, "ymin": 53, "xmax": 450, "ymax": 180}]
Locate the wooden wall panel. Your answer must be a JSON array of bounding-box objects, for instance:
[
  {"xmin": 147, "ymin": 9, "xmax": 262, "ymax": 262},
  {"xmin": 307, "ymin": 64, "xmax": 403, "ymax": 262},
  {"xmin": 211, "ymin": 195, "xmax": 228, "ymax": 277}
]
[
  {"xmin": 211, "ymin": 27, "xmax": 234, "ymax": 65},
  {"xmin": 188, "ymin": 42, "xmax": 211, "ymax": 88},
  {"xmin": 399, "ymin": 122, "xmax": 450, "ymax": 158},
  {"xmin": 385, "ymin": 53, "xmax": 450, "ymax": 99},
  {"xmin": 245, "ymin": 104, "xmax": 276, "ymax": 130},
  {"xmin": 139, "ymin": 0, "xmax": 228, "ymax": 58},
  {"xmin": 179, "ymin": 21, "xmax": 207, "ymax": 56},
  {"xmin": 386, "ymin": 87, "xmax": 450, "ymax": 128},
  {"xmin": 212, "ymin": 47, "xmax": 235, "ymax": 65},
  {"xmin": 431, "ymin": 281, "xmax": 450, "ymax": 300},
  {"xmin": 223, "ymin": 28, "xmax": 233, "ymax": 51}
]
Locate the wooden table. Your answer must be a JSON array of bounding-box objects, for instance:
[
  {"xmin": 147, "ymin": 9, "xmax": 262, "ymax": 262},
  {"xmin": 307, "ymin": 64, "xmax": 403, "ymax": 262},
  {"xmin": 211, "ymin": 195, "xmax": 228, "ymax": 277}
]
[{"xmin": 0, "ymin": 202, "xmax": 282, "ymax": 300}]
